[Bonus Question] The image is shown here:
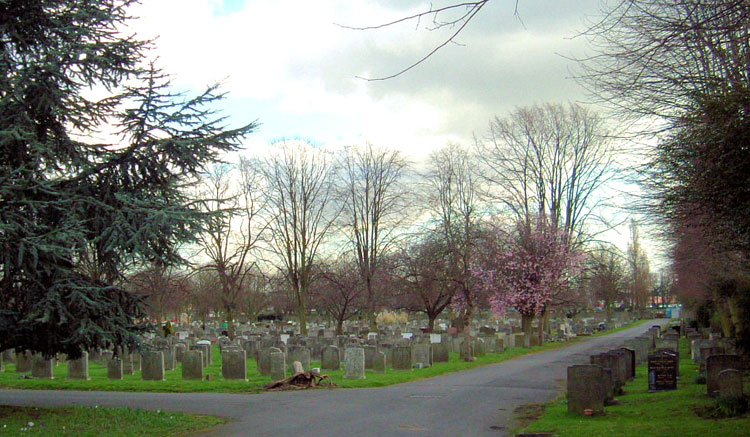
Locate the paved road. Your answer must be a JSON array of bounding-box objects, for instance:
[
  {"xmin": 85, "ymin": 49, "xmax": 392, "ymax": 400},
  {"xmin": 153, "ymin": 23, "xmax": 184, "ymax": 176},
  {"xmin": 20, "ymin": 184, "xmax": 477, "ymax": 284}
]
[{"xmin": 0, "ymin": 320, "xmax": 668, "ymax": 436}]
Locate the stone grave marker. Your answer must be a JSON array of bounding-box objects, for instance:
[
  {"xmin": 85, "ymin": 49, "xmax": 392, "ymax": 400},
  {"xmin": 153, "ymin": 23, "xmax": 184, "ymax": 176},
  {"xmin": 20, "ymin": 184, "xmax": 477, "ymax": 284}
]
[
  {"xmin": 363, "ymin": 345, "xmax": 377, "ymax": 370},
  {"xmin": 392, "ymin": 345, "xmax": 412, "ymax": 370},
  {"xmin": 107, "ymin": 358, "xmax": 123, "ymax": 380},
  {"xmin": 567, "ymin": 364, "xmax": 606, "ymax": 415},
  {"xmin": 270, "ymin": 350, "xmax": 286, "ymax": 381},
  {"xmin": 321, "ymin": 345, "xmax": 340, "ymax": 371},
  {"xmin": 460, "ymin": 338, "xmax": 474, "ymax": 362},
  {"xmin": 345, "ymin": 347, "xmax": 365, "ymax": 379},
  {"xmin": 291, "ymin": 360, "xmax": 304, "ymax": 374},
  {"xmin": 31, "ymin": 356, "xmax": 54, "ymax": 379},
  {"xmin": 16, "ymin": 351, "xmax": 32, "ymax": 373},
  {"xmin": 473, "ymin": 338, "xmax": 486, "ymax": 357},
  {"xmin": 707, "ymin": 354, "xmax": 743, "ymax": 397},
  {"xmin": 221, "ymin": 350, "xmax": 247, "ymax": 381},
  {"xmin": 182, "ymin": 350, "xmax": 203, "ymax": 380},
  {"xmin": 141, "ymin": 351, "xmax": 165, "ymax": 381},
  {"xmin": 373, "ymin": 351, "xmax": 386, "ymax": 373},
  {"xmin": 648, "ymin": 351, "xmax": 678, "ymax": 392},
  {"xmin": 718, "ymin": 368, "xmax": 743, "ymax": 398},
  {"xmin": 287, "ymin": 345, "xmax": 311, "ymax": 372},
  {"xmin": 618, "ymin": 347, "xmax": 636, "ymax": 379},
  {"xmin": 433, "ymin": 342, "xmax": 450, "ymax": 363},
  {"xmin": 67, "ymin": 352, "xmax": 89, "ymax": 380},
  {"xmin": 412, "ymin": 344, "xmax": 432, "ymax": 367}
]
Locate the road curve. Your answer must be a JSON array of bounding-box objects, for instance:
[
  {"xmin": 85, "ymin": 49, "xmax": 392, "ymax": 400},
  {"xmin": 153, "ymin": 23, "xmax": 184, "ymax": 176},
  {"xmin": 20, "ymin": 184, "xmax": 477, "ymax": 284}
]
[{"xmin": 0, "ymin": 320, "xmax": 668, "ymax": 436}]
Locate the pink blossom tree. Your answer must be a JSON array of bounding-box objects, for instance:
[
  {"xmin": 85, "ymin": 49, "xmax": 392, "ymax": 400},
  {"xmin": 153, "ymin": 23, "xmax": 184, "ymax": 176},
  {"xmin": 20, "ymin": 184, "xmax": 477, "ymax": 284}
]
[{"xmin": 474, "ymin": 217, "xmax": 584, "ymax": 344}]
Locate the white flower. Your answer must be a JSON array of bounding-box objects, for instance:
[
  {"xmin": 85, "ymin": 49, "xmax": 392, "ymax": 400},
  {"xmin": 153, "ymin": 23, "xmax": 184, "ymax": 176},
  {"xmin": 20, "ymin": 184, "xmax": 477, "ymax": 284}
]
[{"xmin": 28, "ymin": 422, "xmax": 34, "ymax": 427}]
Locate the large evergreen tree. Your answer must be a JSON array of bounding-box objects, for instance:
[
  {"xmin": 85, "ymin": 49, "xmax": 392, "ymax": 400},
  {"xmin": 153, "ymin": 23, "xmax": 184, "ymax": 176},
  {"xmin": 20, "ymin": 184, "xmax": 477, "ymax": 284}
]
[{"xmin": 0, "ymin": 0, "xmax": 257, "ymax": 357}]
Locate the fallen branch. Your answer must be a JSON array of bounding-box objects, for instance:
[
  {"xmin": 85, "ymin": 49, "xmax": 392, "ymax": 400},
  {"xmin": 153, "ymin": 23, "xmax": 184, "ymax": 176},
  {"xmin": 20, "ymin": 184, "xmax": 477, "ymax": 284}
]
[{"xmin": 265, "ymin": 371, "xmax": 337, "ymax": 391}]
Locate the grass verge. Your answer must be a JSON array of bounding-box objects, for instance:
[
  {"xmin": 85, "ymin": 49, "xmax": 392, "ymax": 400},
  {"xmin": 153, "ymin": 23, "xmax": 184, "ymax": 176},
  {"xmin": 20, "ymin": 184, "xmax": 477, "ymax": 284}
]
[
  {"xmin": 515, "ymin": 336, "xmax": 750, "ymax": 436},
  {"xmin": 0, "ymin": 405, "xmax": 229, "ymax": 436},
  {"xmin": 0, "ymin": 320, "xmax": 645, "ymax": 394}
]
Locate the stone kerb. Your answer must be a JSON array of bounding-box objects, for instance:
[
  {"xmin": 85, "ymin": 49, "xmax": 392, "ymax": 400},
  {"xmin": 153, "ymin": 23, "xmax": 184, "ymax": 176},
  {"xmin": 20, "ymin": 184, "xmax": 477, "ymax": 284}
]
[
  {"xmin": 221, "ymin": 349, "xmax": 247, "ymax": 381},
  {"xmin": 321, "ymin": 345, "xmax": 340, "ymax": 371},
  {"xmin": 392, "ymin": 345, "xmax": 412, "ymax": 370},
  {"xmin": 718, "ymin": 369, "xmax": 743, "ymax": 398},
  {"xmin": 707, "ymin": 354, "xmax": 743, "ymax": 397},
  {"xmin": 141, "ymin": 351, "xmax": 165, "ymax": 381},
  {"xmin": 567, "ymin": 364, "xmax": 606, "ymax": 415},
  {"xmin": 67, "ymin": 352, "xmax": 89, "ymax": 380},
  {"xmin": 31, "ymin": 356, "xmax": 54, "ymax": 379},
  {"xmin": 182, "ymin": 350, "xmax": 203, "ymax": 380},
  {"xmin": 345, "ymin": 347, "xmax": 366, "ymax": 379}
]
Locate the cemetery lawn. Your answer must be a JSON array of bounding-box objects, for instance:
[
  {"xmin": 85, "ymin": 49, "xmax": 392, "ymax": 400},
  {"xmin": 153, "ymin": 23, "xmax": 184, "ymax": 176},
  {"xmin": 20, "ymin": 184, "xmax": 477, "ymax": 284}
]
[
  {"xmin": 0, "ymin": 405, "xmax": 228, "ymax": 436},
  {"xmin": 0, "ymin": 321, "xmax": 647, "ymax": 393},
  {"xmin": 515, "ymin": 337, "xmax": 750, "ymax": 436}
]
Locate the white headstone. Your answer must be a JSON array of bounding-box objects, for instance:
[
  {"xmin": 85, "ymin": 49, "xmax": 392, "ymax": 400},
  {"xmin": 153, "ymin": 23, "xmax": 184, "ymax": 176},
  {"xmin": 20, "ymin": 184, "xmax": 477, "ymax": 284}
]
[{"xmin": 430, "ymin": 334, "xmax": 442, "ymax": 344}]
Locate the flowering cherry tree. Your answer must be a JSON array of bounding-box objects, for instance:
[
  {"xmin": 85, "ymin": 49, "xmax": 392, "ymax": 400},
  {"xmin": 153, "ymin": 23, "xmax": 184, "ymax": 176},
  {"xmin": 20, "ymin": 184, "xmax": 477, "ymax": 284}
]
[{"xmin": 474, "ymin": 218, "xmax": 584, "ymax": 343}]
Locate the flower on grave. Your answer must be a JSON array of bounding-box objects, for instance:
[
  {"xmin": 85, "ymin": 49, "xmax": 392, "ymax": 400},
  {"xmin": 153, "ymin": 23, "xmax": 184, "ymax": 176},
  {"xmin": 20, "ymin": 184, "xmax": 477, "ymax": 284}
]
[{"xmin": 28, "ymin": 422, "xmax": 34, "ymax": 427}]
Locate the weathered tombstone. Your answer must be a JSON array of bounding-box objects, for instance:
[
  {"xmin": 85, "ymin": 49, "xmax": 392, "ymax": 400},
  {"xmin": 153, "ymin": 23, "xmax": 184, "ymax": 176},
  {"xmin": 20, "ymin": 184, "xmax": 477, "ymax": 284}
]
[
  {"xmin": 1, "ymin": 349, "xmax": 15, "ymax": 364},
  {"xmin": 141, "ymin": 351, "xmax": 165, "ymax": 381},
  {"xmin": 373, "ymin": 351, "xmax": 386, "ymax": 373},
  {"xmin": 182, "ymin": 350, "xmax": 203, "ymax": 380},
  {"xmin": 67, "ymin": 352, "xmax": 89, "ymax": 380},
  {"xmin": 196, "ymin": 340, "xmax": 212, "ymax": 366},
  {"xmin": 161, "ymin": 348, "xmax": 176, "ymax": 371},
  {"xmin": 291, "ymin": 360, "xmax": 304, "ymax": 374},
  {"xmin": 473, "ymin": 338, "xmax": 486, "ymax": 357},
  {"xmin": 174, "ymin": 343, "xmax": 187, "ymax": 363},
  {"xmin": 718, "ymin": 368, "xmax": 743, "ymax": 398},
  {"xmin": 16, "ymin": 351, "xmax": 32, "ymax": 372},
  {"xmin": 707, "ymin": 354, "xmax": 743, "ymax": 397},
  {"xmin": 31, "ymin": 356, "xmax": 54, "ymax": 379},
  {"xmin": 363, "ymin": 345, "xmax": 377, "ymax": 370},
  {"xmin": 433, "ymin": 342, "xmax": 450, "ymax": 363},
  {"xmin": 107, "ymin": 358, "xmax": 123, "ymax": 380},
  {"xmin": 698, "ymin": 346, "xmax": 725, "ymax": 371},
  {"xmin": 221, "ymin": 350, "xmax": 247, "ymax": 381},
  {"xmin": 270, "ymin": 350, "xmax": 286, "ymax": 381},
  {"xmin": 392, "ymin": 345, "xmax": 412, "ymax": 370},
  {"xmin": 648, "ymin": 351, "xmax": 678, "ymax": 392},
  {"xmin": 413, "ymin": 343, "xmax": 432, "ymax": 367},
  {"xmin": 618, "ymin": 348, "xmax": 636, "ymax": 379},
  {"xmin": 567, "ymin": 365, "xmax": 606, "ymax": 415},
  {"xmin": 460, "ymin": 338, "xmax": 475, "ymax": 362},
  {"xmin": 287, "ymin": 345, "xmax": 311, "ymax": 372},
  {"xmin": 321, "ymin": 346, "xmax": 340, "ymax": 371},
  {"xmin": 258, "ymin": 347, "xmax": 276, "ymax": 376},
  {"xmin": 345, "ymin": 347, "xmax": 366, "ymax": 379}
]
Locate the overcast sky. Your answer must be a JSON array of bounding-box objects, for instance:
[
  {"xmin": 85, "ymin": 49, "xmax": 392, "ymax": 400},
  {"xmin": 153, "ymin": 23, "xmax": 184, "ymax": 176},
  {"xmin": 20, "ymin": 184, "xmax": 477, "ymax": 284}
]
[
  {"xmin": 128, "ymin": 0, "xmax": 663, "ymax": 264},
  {"xmin": 130, "ymin": 0, "xmax": 602, "ymax": 157}
]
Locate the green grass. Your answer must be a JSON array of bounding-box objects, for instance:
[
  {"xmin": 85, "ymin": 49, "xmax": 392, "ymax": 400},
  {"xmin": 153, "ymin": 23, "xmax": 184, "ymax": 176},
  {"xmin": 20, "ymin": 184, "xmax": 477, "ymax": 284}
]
[
  {"xmin": 516, "ymin": 336, "xmax": 750, "ymax": 436},
  {"xmin": 0, "ymin": 321, "xmax": 644, "ymax": 394},
  {"xmin": 0, "ymin": 405, "xmax": 228, "ymax": 436}
]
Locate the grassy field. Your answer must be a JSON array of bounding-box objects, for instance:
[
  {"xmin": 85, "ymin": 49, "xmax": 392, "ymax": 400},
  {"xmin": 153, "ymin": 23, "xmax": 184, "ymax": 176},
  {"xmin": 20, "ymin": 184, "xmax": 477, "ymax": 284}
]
[
  {"xmin": 0, "ymin": 405, "xmax": 228, "ymax": 436},
  {"xmin": 515, "ymin": 336, "xmax": 750, "ymax": 436},
  {"xmin": 0, "ymin": 320, "xmax": 646, "ymax": 394}
]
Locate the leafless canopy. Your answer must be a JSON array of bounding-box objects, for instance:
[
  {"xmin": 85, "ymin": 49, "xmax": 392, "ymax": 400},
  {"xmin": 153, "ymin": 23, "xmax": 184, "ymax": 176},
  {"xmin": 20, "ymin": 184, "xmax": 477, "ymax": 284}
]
[{"xmin": 476, "ymin": 103, "xmax": 615, "ymax": 246}]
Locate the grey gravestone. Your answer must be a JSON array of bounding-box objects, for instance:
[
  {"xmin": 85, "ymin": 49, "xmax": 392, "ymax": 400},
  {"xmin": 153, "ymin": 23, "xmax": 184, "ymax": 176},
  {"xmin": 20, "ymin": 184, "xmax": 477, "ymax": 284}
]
[
  {"xmin": 460, "ymin": 338, "xmax": 475, "ymax": 362},
  {"xmin": 412, "ymin": 344, "xmax": 432, "ymax": 367},
  {"xmin": 373, "ymin": 351, "xmax": 386, "ymax": 373},
  {"xmin": 107, "ymin": 358, "xmax": 123, "ymax": 380},
  {"xmin": 182, "ymin": 350, "xmax": 203, "ymax": 380},
  {"xmin": 141, "ymin": 351, "xmax": 165, "ymax": 381},
  {"xmin": 287, "ymin": 346, "xmax": 311, "ymax": 372},
  {"xmin": 718, "ymin": 368, "xmax": 743, "ymax": 398},
  {"xmin": 392, "ymin": 345, "xmax": 412, "ymax": 370},
  {"xmin": 473, "ymin": 338, "xmax": 486, "ymax": 357},
  {"xmin": 1, "ymin": 349, "xmax": 15, "ymax": 364},
  {"xmin": 161, "ymin": 348, "xmax": 176, "ymax": 371},
  {"xmin": 291, "ymin": 360, "xmax": 304, "ymax": 374},
  {"xmin": 67, "ymin": 352, "xmax": 89, "ymax": 380},
  {"xmin": 618, "ymin": 348, "xmax": 636, "ymax": 379},
  {"xmin": 345, "ymin": 347, "xmax": 366, "ymax": 379},
  {"xmin": 196, "ymin": 341, "xmax": 212, "ymax": 366},
  {"xmin": 221, "ymin": 350, "xmax": 247, "ymax": 381},
  {"xmin": 31, "ymin": 356, "xmax": 54, "ymax": 379},
  {"xmin": 258, "ymin": 347, "xmax": 276, "ymax": 376},
  {"xmin": 321, "ymin": 346, "xmax": 340, "ymax": 371},
  {"xmin": 16, "ymin": 352, "xmax": 32, "ymax": 372},
  {"xmin": 567, "ymin": 364, "xmax": 606, "ymax": 415},
  {"xmin": 174, "ymin": 343, "xmax": 187, "ymax": 363},
  {"xmin": 648, "ymin": 351, "xmax": 677, "ymax": 392},
  {"xmin": 433, "ymin": 342, "xmax": 450, "ymax": 363},
  {"xmin": 363, "ymin": 345, "xmax": 377, "ymax": 369},
  {"xmin": 270, "ymin": 350, "xmax": 286, "ymax": 381},
  {"xmin": 707, "ymin": 354, "xmax": 743, "ymax": 397}
]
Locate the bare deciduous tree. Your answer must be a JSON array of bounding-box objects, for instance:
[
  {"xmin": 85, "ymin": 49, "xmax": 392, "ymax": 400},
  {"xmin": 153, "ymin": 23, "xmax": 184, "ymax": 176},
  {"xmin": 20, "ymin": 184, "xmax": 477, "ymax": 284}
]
[
  {"xmin": 476, "ymin": 103, "xmax": 615, "ymax": 246},
  {"xmin": 339, "ymin": 143, "xmax": 410, "ymax": 330},
  {"xmin": 425, "ymin": 143, "xmax": 482, "ymax": 333},
  {"xmin": 194, "ymin": 161, "xmax": 266, "ymax": 338},
  {"xmin": 257, "ymin": 141, "xmax": 339, "ymax": 335},
  {"xmin": 310, "ymin": 257, "xmax": 363, "ymax": 336}
]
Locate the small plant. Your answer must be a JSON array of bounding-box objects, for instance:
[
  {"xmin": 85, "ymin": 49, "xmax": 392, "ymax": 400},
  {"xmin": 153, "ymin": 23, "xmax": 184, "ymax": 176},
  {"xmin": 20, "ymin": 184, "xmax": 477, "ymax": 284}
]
[
  {"xmin": 694, "ymin": 373, "xmax": 706, "ymax": 384},
  {"xmin": 716, "ymin": 395, "xmax": 749, "ymax": 418}
]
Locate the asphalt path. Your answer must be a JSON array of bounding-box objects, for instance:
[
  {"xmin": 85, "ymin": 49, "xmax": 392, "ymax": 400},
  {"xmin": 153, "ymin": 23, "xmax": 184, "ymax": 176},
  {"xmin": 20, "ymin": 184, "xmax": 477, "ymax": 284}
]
[{"xmin": 0, "ymin": 320, "xmax": 668, "ymax": 436}]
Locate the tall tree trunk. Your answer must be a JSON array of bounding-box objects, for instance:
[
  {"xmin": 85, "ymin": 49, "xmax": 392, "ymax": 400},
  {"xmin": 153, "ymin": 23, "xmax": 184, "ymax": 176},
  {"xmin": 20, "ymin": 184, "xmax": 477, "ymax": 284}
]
[
  {"xmin": 336, "ymin": 318, "xmax": 344, "ymax": 336},
  {"xmin": 427, "ymin": 314, "xmax": 436, "ymax": 333}
]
